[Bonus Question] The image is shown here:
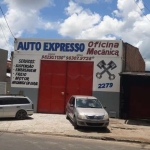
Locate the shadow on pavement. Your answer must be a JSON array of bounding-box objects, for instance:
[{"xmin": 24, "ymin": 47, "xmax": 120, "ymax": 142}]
[
  {"xmin": 68, "ymin": 119, "xmax": 111, "ymax": 133},
  {"xmin": 0, "ymin": 117, "xmax": 33, "ymax": 121},
  {"xmin": 125, "ymin": 119, "xmax": 150, "ymax": 126},
  {"xmin": 77, "ymin": 127, "xmax": 111, "ymax": 133}
]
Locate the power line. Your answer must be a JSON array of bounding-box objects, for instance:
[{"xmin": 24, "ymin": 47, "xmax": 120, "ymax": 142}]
[
  {"xmin": 134, "ymin": 0, "xmax": 150, "ymax": 22},
  {"xmin": 0, "ymin": 5, "xmax": 15, "ymax": 39},
  {"xmin": 0, "ymin": 22, "xmax": 10, "ymax": 47},
  {"xmin": 1, "ymin": 16, "xmax": 10, "ymax": 33}
]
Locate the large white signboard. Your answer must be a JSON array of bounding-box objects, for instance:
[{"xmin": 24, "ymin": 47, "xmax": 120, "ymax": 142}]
[
  {"xmin": 11, "ymin": 39, "xmax": 123, "ymax": 92},
  {"xmin": 11, "ymin": 55, "xmax": 40, "ymax": 88}
]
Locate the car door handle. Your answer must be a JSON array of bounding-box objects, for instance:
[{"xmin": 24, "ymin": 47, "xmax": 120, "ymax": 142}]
[
  {"xmin": 0, "ymin": 107, "xmax": 3, "ymax": 109},
  {"xmin": 16, "ymin": 106, "xmax": 20, "ymax": 108}
]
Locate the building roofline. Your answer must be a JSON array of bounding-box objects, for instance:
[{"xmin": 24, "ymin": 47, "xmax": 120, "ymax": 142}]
[{"xmin": 119, "ymin": 72, "xmax": 150, "ymax": 76}]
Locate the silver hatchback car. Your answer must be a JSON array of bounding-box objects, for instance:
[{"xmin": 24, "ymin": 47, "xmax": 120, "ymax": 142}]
[
  {"xmin": 66, "ymin": 95, "xmax": 109, "ymax": 129},
  {"xmin": 0, "ymin": 95, "xmax": 34, "ymax": 120}
]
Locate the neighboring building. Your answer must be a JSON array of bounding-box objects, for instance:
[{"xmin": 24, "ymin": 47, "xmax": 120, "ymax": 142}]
[
  {"xmin": 0, "ymin": 49, "xmax": 8, "ymax": 81},
  {"xmin": 10, "ymin": 38, "xmax": 145, "ymax": 118},
  {"xmin": 119, "ymin": 72, "xmax": 150, "ymax": 119},
  {"xmin": 6, "ymin": 60, "xmax": 11, "ymax": 93},
  {"xmin": 0, "ymin": 49, "xmax": 8, "ymax": 94},
  {"xmin": 122, "ymin": 43, "xmax": 145, "ymax": 72},
  {"xmin": 7, "ymin": 60, "xmax": 11, "ymax": 73}
]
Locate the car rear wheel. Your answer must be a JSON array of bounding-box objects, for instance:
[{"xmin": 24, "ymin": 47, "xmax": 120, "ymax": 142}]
[
  {"xmin": 73, "ymin": 116, "xmax": 79, "ymax": 129},
  {"xmin": 16, "ymin": 110, "xmax": 27, "ymax": 120}
]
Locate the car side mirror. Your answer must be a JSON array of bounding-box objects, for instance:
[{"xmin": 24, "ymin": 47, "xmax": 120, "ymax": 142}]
[
  {"xmin": 104, "ymin": 106, "xmax": 106, "ymax": 109},
  {"xmin": 70, "ymin": 104, "xmax": 74, "ymax": 107}
]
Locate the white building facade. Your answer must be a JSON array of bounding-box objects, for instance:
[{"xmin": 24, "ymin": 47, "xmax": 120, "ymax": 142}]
[{"xmin": 11, "ymin": 38, "xmax": 123, "ymax": 118}]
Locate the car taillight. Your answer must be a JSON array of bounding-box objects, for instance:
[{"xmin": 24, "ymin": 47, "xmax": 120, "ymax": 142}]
[{"xmin": 32, "ymin": 104, "xmax": 34, "ymax": 109}]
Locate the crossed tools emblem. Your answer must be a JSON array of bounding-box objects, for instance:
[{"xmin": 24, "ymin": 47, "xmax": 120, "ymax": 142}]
[{"xmin": 96, "ymin": 60, "xmax": 117, "ymax": 80}]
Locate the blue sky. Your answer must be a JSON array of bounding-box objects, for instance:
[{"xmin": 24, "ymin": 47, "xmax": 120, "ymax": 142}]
[{"xmin": 0, "ymin": 0, "xmax": 150, "ymax": 70}]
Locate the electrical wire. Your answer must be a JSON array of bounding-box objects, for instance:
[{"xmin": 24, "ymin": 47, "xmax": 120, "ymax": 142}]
[
  {"xmin": 0, "ymin": 5, "xmax": 15, "ymax": 39},
  {"xmin": 0, "ymin": 22, "xmax": 10, "ymax": 46},
  {"xmin": 1, "ymin": 17, "xmax": 10, "ymax": 34},
  {"xmin": 134, "ymin": 0, "xmax": 150, "ymax": 22}
]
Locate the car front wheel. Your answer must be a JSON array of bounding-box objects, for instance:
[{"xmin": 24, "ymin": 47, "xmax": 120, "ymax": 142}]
[
  {"xmin": 73, "ymin": 116, "xmax": 79, "ymax": 129},
  {"xmin": 66, "ymin": 110, "xmax": 69, "ymax": 120}
]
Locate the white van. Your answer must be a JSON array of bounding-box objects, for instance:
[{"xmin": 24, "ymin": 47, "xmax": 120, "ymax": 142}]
[{"xmin": 0, "ymin": 95, "xmax": 34, "ymax": 120}]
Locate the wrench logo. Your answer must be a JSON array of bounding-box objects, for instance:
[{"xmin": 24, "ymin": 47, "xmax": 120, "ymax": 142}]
[{"xmin": 96, "ymin": 60, "xmax": 117, "ymax": 80}]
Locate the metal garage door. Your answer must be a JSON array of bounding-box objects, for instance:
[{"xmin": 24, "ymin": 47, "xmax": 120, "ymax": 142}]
[
  {"xmin": 38, "ymin": 61, "xmax": 67, "ymax": 113},
  {"xmin": 38, "ymin": 61, "xmax": 93, "ymax": 114},
  {"xmin": 129, "ymin": 86, "xmax": 150, "ymax": 119},
  {"xmin": 65, "ymin": 62, "xmax": 93, "ymax": 105}
]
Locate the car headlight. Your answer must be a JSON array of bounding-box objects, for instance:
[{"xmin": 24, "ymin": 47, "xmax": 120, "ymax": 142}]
[
  {"xmin": 78, "ymin": 114, "xmax": 86, "ymax": 119},
  {"xmin": 103, "ymin": 114, "xmax": 109, "ymax": 120}
]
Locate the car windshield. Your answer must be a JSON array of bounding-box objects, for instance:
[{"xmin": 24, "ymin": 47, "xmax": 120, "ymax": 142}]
[{"xmin": 76, "ymin": 98, "xmax": 103, "ymax": 108}]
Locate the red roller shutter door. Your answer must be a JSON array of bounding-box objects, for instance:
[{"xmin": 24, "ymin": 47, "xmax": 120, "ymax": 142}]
[
  {"xmin": 38, "ymin": 61, "xmax": 93, "ymax": 114},
  {"xmin": 65, "ymin": 62, "xmax": 93, "ymax": 105},
  {"xmin": 38, "ymin": 61, "xmax": 66, "ymax": 113}
]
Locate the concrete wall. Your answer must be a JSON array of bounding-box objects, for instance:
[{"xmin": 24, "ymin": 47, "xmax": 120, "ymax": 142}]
[
  {"xmin": 10, "ymin": 87, "xmax": 120, "ymax": 118},
  {"xmin": 6, "ymin": 77, "xmax": 11, "ymax": 93},
  {"xmin": 93, "ymin": 91, "xmax": 120, "ymax": 118},
  {"xmin": 122, "ymin": 43, "xmax": 145, "ymax": 72},
  {"xmin": 0, "ymin": 49, "xmax": 8, "ymax": 82}
]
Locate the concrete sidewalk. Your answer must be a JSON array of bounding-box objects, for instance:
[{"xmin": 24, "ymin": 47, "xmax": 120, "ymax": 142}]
[{"xmin": 0, "ymin": 114, "xmax": 150, "ymax": 144}]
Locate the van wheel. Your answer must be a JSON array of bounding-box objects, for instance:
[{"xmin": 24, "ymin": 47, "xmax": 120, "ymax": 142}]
[{"xmin": 16, "ymin": 110, "xmax": 27, "ymax": 120}]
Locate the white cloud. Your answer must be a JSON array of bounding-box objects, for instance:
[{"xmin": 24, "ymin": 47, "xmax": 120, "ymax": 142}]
[
  {"xmin": 44, "ymin": 22, "xmax": 54, "ymax": 30},
  {"xmin": 0, "ymin": 0, "xmax": 56, "ymax": 53},
  {"xmin": 139, "ymin": 38, "xmax": 150, "ymax": 59},
  {"xmin": 113, "ymin": 0, "xmax": 144, "ymax": 18},
  {"xmin": 74, "ymin": 0, "xmax": 113, "ymax": 4},
  {"xmin": 2, "ymin": 0, "xmax": 54, "ymax": 11},
  {"xmin": 65, "ymin": 1, "xmax": 83, "ymax": 15},
  {"xmin": 44, "ymin": 22, "xmax": 60, "ymax": 30},
  {"xmin": 146, "ymin": 61, "xmax": 150, "ymax": 71},
  {"xmin": 15, "ymin": 31, "xmax": 23, "ymax": 38},
  {"xmin": 58, "ymin": 1, "xmax": 101, "ymax": 37},
  {"xmin": 58, "ymin": 0, "xmax": 150, "ymax": 70},
  {"xmin": 74, "ymin": 0, "xmax": 98, "ymax": 4}
]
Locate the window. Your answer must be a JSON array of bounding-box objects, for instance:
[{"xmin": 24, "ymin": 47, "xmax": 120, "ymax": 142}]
[
  {"xmin": 3, "ymin": 98, "xmax": 18, "ymax": 105},
  {"xmin": 0, "ymin": 99, "xmax": 3, "ymax": 105},
  {"xmin": 18, "ymin": 98, "xmax": 30, "ymax": 104},
  {"xmin": 76, "ymin": 98, "xmax": 102, "ymax": 108},
  {"xmin": 69, "ymin": 97, "xmax": 73, "ymax": 104},
  {"xmin": 2, "ymin": 97, "xmax": 30, "ymax": 105},
  {"xmin": 69, "ymin": 97, "xmax": 75, "ymax": 106},
  {"xmin": 71, "ymin": 97, "xmax": 75, "ymax": 105}
]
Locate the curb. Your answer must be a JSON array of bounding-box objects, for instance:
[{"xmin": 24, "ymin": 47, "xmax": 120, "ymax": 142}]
[
  {"xmin": 0, "ymin": 130, "xmax": 150, "ymax": 145},
  {"xmin": 101, "ymin": 137, "xmax": 150, "ymax": 144}
]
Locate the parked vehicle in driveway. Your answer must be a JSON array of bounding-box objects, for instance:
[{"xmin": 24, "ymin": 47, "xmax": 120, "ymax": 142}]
[
  {"xmin": 0, "ymin": 95, "xmax": 34, "ymax": 120},
  {"xmin": 66, "ymin": 95, "xmax": 109, "ymax": 129}
]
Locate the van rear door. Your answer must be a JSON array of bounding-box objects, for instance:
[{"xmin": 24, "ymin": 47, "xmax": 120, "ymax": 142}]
[{"xmin": 0, "ymin": 98, "xmax": 4, "ymax": 117}]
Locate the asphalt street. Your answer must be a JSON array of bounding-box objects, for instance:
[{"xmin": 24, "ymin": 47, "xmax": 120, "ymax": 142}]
[{"xmin": 0, "ymin": 132, "xmax": 149, "ymax": 150}]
